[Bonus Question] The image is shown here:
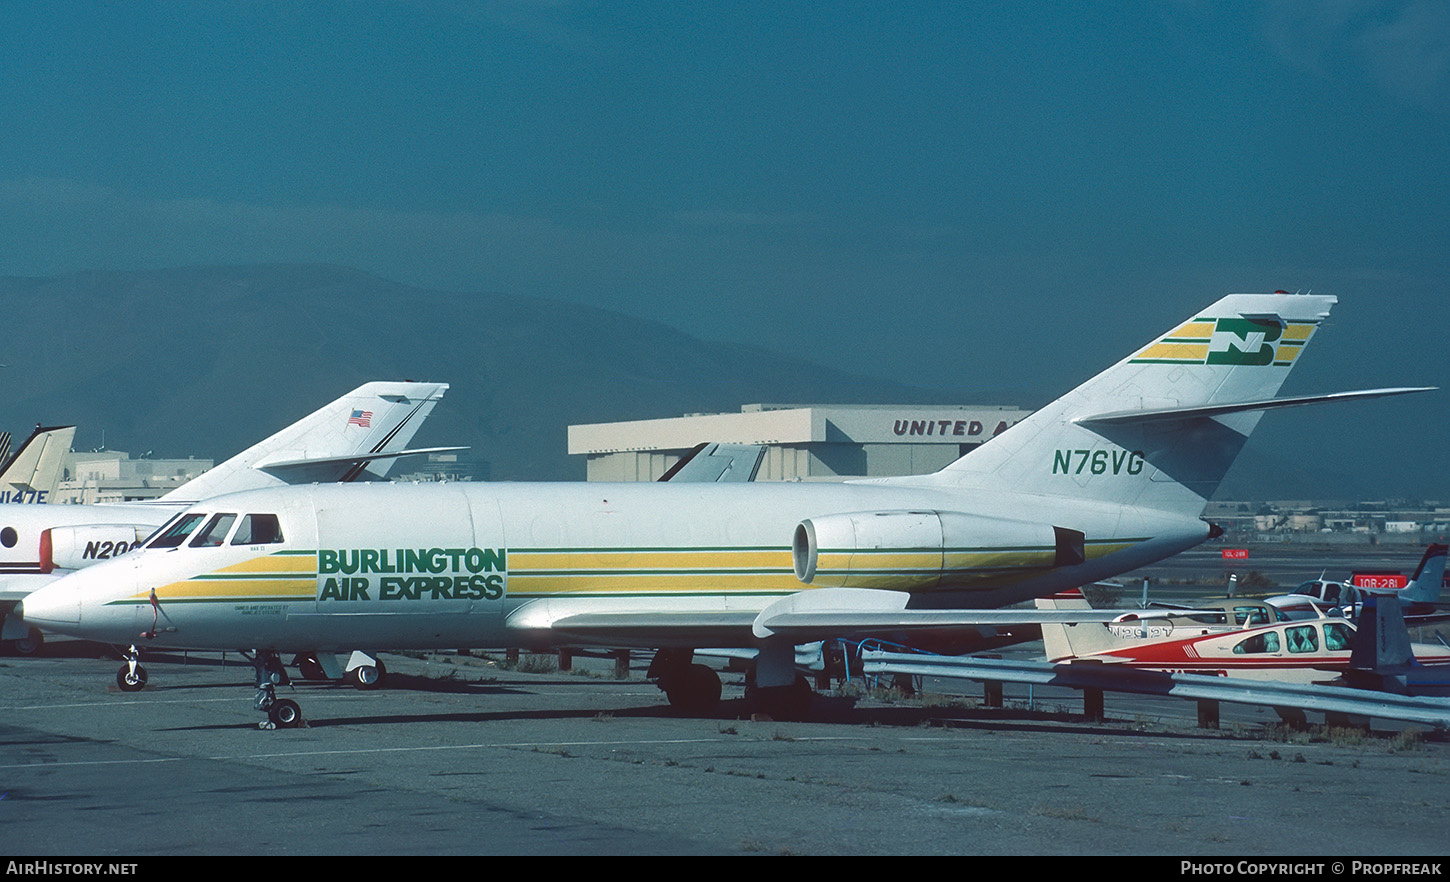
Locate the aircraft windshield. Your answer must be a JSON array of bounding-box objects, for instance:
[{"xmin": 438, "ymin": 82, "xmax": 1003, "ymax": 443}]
[
  {"xmin": 1294, "ymin": 581, "xmax": 1323, "ymax": 599},
  {"xmin": 147, "ymin": 513, "xmax": 207, "ymax": 549},
  {"xmin": 231, "ymin": 513, "xmax": 284, "ymax": 546}
]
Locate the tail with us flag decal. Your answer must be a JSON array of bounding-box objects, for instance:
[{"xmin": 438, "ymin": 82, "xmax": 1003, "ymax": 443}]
[{"xmin": 158, "ymin": 381, "xmax": 457, "ymax": 503}]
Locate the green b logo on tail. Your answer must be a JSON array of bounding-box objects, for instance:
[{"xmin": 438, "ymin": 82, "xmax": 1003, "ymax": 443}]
[
  {"xmin": 1131, "ymin": 316, "xmax": 1311, "ymax": 366},
  {"xmin": 1206, "ymin": 318, "xmax": 1280, "ymax": 366}
]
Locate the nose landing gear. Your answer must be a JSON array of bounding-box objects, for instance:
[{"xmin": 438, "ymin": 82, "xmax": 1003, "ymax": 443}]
[{"xmin": 116, "ymin": 645, "xmax": 148, "ymax": 692}]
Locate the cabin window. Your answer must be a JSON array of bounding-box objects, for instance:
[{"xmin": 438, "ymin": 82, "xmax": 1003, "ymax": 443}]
[
  {"xmin": 231, "ymin": 513, "xmax": 284, "ymax": 546},
  {"xmin": 1233, "ymin": 632, "xmax": 1280, "ymax": 654},
  {"xmin": 189, "ymin": 513, "xmax": 237, "ymax": 548},
  {"xmin": 147, "ymin": 513, "xmax": 207, "ymax": 549},
  {"xmin": 1187, "ymin": 613, "xmax": 1228, "ymax": 625},
  {"xmin": 1286, "ymin": 625, "xmax": 1319, "ymax": 653},
  {"xmin": 1294, "ymin": 581, "xmax": 1321, "ymax": 599},
  {"xmin": 1324, "ymin": 622, "xmax": 1352, "ymax": 651}
]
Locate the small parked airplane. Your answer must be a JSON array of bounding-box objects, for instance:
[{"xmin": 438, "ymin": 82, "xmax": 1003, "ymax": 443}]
[
  {"xmin": 1035, "ymin": 593, "xmax": 1450, "ymax": 684},
  {"xmin": 1266, "ymin": 544, "xmax": 1448, "ymax": 625}
]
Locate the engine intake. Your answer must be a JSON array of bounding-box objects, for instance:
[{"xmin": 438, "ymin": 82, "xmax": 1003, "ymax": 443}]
[{"xmin": 43, "ymin": 524, "xmax": 153, "ymax": 571}]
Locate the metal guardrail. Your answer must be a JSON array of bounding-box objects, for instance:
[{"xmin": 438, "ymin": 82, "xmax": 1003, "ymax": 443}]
[{"xmin": 859, "ymin": 651, "xmax": 1450, "ymax": 728}]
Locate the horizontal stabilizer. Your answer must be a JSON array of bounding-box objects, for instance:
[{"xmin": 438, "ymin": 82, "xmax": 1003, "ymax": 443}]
[
  {"xmin": 257, "ymin": 446, "xmax": 469, "ymax": 475},
  {"xmin": 1075, "ymin": 387, "xmax": 1435, "ymax": 426}
]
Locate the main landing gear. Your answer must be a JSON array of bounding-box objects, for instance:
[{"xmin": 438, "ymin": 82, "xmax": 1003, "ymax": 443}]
[
  {"xmin": 252, "ymin": 651, "xmax": 386, "ymax": 729},
  {"xmin": 291, "ymin": 651, "xmax": 387, "ymax": 689},
  {"xmin": 6, "ymin": 626, "xmax": 43, "ymax": 657},
  {"xmin": 745, "ymin": 638, "xmax": 815, "ymax": 721},
  {"xmin": 648, "ymin": 649, "xmax": 722, "ymax": 715},
  {"xmin": 345, "ymin": 653, "xmax": 386, "ymax": 690},
  {"xmin": 648, "ymin": 645, "xmax": 815, "ymax": 720},
  {"xmin": 252, "ymin": 650, "xmax": 303, "ymax": 729}
]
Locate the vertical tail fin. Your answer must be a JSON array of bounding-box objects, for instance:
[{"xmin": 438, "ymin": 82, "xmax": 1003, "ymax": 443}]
[
  {"xmin": 659, "ymin": 442, "xmax": 767, "ymax": 483},
  {"xmin": 1349, "ymin": 593, "xmax": 1418, "ymax": 673},
  {"xmin": 159, "ymin": 381, "xmax": 450, "ymax": 502},
  {"xmin": 929, "ymin": 293, "xmax": 1339, "ymax": 517},
  {"xmin": 0, "ymin": 425, "xmax": 76, "ymax": 501},
  {"xmin": 1399, "ymin": 544, "xmax": 1447, "ymax": 605},
  {"xmin": 1034, "ymin": 592, "xmax": 1118, "ymax": 662}
]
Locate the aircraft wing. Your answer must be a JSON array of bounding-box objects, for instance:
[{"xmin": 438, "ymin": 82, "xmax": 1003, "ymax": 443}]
[
  {"xmin": 548, "ymin": 611, "xmax": 762, "ymax": 645},
  {"xmin": 524, "ymin": 587, "xmax": 1124, "ymax": 646},
  {"xmin": 751, "ymin": 606, "xmax": 1125, "ymax": 642}
]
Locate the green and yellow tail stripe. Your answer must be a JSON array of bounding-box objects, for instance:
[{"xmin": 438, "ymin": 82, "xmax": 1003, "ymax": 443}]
[{"xmin": 1130, "ymin": 317, "xmax": 1320, "ymax": 366}]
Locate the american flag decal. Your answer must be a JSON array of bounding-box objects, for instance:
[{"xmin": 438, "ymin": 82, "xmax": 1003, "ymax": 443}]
[{"xmin": 348, "ymin": 409, "xmax": 373, "ymax": 428}]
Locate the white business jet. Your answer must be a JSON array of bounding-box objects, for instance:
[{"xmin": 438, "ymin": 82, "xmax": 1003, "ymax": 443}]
[{"xmin": 21, "ymin": 294, "xmax": 1433, "ymax": 727}]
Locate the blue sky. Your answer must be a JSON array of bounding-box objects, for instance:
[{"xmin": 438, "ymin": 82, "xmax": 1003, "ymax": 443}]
[{"xmin": 1, "ymin": 2, "xmax": 1447, "ymax": 493}]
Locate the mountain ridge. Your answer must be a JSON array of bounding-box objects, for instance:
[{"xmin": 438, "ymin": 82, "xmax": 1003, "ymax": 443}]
[{"xmin": 0, "ymin": 264, "xmax": 958, "ymax": 480}]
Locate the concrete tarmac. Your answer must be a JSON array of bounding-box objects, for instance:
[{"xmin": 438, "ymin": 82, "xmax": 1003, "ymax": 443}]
[{"xmin": 1, "ymin": 644, "xmax": 1447, "ymax": 856}]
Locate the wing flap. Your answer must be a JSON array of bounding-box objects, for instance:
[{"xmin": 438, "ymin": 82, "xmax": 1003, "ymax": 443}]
[
  {"xmin": 751, "ymin": 587, "xmax": 1122, "ymax": 641},
  {"xmin": 509, "ymin": 587, "xmax": 1125, "ymax": 647}
]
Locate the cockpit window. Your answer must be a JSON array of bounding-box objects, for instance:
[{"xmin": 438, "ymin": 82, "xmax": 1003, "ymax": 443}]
[
  {"xmin": 189, "ymin": 513, "xmax": 237, "ymax": 548},
  {"xmin": 231, "ymin": 513, "xmax": 284, "ymax": 546},
  {"xmin": 147, "ymin": 513, "xmax": 207, "ymax": 549}
]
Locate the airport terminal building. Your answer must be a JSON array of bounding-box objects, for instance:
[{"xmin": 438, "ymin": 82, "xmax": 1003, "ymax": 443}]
[{"xmin": 569, "ymin": 403, "xmax": 1031, "ymax": 482}]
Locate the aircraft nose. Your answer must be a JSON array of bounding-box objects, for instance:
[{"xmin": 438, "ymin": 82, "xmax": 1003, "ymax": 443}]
[{"xmin": 19, "ymin": 582, "xmax": 82, "ymax": 630}]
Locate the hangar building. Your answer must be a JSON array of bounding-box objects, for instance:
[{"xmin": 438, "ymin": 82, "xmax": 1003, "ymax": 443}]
[{"xmin": 569, "ymin": 403, "xmax": 1031, "ymax": 482}]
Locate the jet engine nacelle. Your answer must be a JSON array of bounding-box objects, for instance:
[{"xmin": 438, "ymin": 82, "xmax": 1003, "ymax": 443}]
[
  {"xmin": 43, "ymin": 524, "xmax": 153, "ymax": 572},
  {"xmin": 792, "ymin": 510, "xmax": 1083, "ymax": 590}
]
